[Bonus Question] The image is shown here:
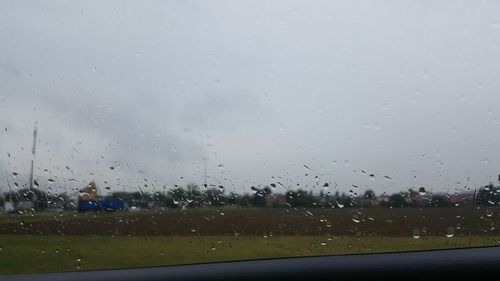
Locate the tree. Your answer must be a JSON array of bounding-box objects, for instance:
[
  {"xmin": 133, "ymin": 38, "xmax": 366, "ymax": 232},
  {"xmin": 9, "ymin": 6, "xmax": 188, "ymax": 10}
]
[
  {"xmin": 170, "ymin": 187, "xmax": 186, "ymax": 208},
  {"xmin": 476, "ymin": 184, "xmax": 500, "ymax": 206},
  {"xmin": 358, "ymin": 190, "xmax": 376, "ymax": 207},
  {"xmin": 335, "ymin": 192, "xmax": 354, "ymax": 208},
  {"xmin": 430, "ymin": 194, "xmax": 450, "ymax": 207},
  {"xmin": 388, "ymin": 193, "xmax": 409, "ymax": 208},
  {"xmin": 364, "ymin": 190, "xmax": 376, "ymax": 200},
  {"xmin": 233, "ymin": 193, "xmax": 252, "ymax": 207},
  {"xmin": 251, "ymin": 186, "xmax": 272, "ymax": 207},
  {"xmin": 286, "ymin": 189, "xmax": 315, "ymax": 208},
  {"xmin": 8, "ymin": 188, "xmax": 52, "ymax": 210},
  {"xmin": 204, "ymin": 188, "xmax": 225, "ymax": 207},
  {"xmin": 186, "ymin": 183, "xmax": 202, "ymax": 207}
]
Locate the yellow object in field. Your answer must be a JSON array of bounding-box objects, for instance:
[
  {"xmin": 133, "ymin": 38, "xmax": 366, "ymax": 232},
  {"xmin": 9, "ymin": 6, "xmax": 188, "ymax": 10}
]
[{"xmin": 79, "ymin": 182, "xmax": 98, "ymax": 200}]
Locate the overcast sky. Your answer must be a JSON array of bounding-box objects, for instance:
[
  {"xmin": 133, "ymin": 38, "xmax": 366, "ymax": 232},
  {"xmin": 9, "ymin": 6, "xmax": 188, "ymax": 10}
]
[{"xmin": 1, "ymin": 0, "xmax": 500, "ymax": 197}]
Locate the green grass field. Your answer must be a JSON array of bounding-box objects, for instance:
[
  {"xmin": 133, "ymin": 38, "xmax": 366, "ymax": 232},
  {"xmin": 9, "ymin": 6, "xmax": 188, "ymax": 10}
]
[
  {"xmin": 1, "ymin": 235, "xmax": 499, "ymax": 275},
  {"xmin": 2, "ymin": 207, "xmax": 500, "ymax": 275}
]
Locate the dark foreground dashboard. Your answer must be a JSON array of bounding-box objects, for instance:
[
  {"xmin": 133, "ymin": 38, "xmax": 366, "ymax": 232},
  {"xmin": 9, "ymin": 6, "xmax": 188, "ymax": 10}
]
[{"xmin": 2, "ymin": 246, "xmax": 499, "ymax": 281}]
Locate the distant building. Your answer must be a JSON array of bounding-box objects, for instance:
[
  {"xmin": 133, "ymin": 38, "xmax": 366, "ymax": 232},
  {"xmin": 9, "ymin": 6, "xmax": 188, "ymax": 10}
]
[
  {"xmin": 3, "ymin": 201, "xmax": 14, "ymax": 213},
  {"xmin": 265, "ymin": 194, "xmax": 287, "ymax": 207},
  {"xmin": 375, "ymin": 195, "xmax": 390, "ymax": 205},
  {"xmin": 16, "ymin": 201, "xmax": 34, "ymax": 212},
  {"xmin": 449, "ymin": 193, "xmax": 474, "ymax": 206},
  {"xmin": 79, "ymin": 182, "xmax": 98, "ymax": 200},
  {"xmin": 409, "ymin": 194, "xmax": 431, "ymax": 206}
]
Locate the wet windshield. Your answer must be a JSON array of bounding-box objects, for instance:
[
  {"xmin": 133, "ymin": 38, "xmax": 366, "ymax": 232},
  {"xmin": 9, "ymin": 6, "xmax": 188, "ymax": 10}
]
[{"xmin": 1, "ymin": 0, "xmax": 500, "ymax": 275}]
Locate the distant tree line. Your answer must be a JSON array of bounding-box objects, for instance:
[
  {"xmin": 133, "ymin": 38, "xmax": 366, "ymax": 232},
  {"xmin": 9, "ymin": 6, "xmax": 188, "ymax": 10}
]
[
  {"xmin": 1, "ymin": 188, "xmax": 72, "ymax": 211},
  {"xmin": 1, "ymin": 182, "xmax": 499, "ymax": 212}
]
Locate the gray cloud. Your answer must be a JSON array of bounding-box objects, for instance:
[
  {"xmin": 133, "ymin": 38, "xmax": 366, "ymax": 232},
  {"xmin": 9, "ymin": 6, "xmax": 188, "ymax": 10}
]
[{"xmin": 1, "ymin": 0, "xmax": 500, "ymax": 196}]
